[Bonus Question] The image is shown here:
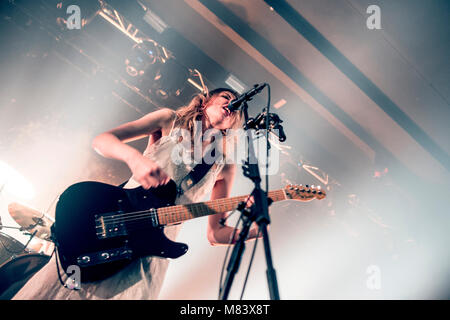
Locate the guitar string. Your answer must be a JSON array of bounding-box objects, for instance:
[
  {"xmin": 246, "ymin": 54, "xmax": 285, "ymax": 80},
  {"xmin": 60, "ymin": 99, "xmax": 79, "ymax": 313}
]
[
  {"xmin": 97, "ymin": 196, "xmax": 298, "ymax": 235},
  {"xmin": 94, "ymin": 191, "xmax": 323, "ymax": 237},
  {"xmin": 98, "ymin": 199, "xmax": 241, "ymax": 224},
  {"xmin": 98, "ymin": 194, "xmax": 251, "ymax": 222},
  {"xmin": 96, "ymin": 190, "xmax": 292, "ymax": 234},
  {"xmin": 98, "ymin": 190, "xmax": 286, "ymax": 223},
  {"xmin": 95, "ymin": 208, "xmax": 222, "ymax": 236},
  {"xmin": 95, "ymin": 206, "xmax": 234, "ymax": 236},
  {"xmin": 98, "ymin": 190, "xmax": 287, "ymax": 225},
  {"xmin": 95, "ymin": 191, "xmax": 315, "ymax": 237},
  {"xmin": 98, "ymin": 200, "xmax": 235, "ymax": 225}
]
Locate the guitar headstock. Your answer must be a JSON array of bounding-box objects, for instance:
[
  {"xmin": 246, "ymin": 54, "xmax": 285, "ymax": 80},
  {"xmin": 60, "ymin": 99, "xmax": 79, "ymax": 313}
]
[{"xmin": 283, "ymin": 184, "xmax": 326, "ymax": 202}]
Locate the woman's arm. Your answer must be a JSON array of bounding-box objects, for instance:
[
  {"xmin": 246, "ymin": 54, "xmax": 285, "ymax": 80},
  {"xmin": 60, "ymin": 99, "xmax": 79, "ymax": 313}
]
[
  {"xmin": 92, "ymin": 108, "xmax": 176, "ymax": 189},
  {"xmin": 207, "ymin": 164, "xmax": 261, "ymax": 245}
]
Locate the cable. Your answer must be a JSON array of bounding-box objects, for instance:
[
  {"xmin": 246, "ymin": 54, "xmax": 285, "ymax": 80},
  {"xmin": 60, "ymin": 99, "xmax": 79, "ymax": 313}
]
[
  {"xmin": 265, "ymin": 84, "xmax": 271, "ymax": 194},
  {"xmin": 239, "ymin": 228, "xmax": 261, "ymax": 300},
  {"xmin": 217, "ymin": 197, "xmax": 253, "ymax": 298},
  {"xmin": 54, "ymin": 246, "xmax": 67, "ymax": 288},
  {"xmin": 218, "ymin": 214, "xmax": 242, "ymax": 299}
]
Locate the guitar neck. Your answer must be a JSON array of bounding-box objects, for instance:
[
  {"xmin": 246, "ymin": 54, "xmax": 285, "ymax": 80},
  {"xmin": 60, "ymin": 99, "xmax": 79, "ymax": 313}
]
[{"xmin": 156, "ymin": 189, "xmax": 286, "ymax": 225}]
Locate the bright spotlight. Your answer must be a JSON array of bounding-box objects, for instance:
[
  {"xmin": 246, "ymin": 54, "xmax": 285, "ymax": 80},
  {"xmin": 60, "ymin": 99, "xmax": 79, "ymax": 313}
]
[
  {"xmin": 225, "ymin": 74, "xmax": 247, "ymax": 94},
  {"xmin": 0, "ymin": 161, "xmax": 35, "ymax": 200}
]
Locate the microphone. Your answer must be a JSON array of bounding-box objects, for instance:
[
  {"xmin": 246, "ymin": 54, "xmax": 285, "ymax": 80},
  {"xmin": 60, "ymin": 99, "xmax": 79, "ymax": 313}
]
[{"xmin": 227, "ymin": 83, "xmax": 267, "ymax": 112}]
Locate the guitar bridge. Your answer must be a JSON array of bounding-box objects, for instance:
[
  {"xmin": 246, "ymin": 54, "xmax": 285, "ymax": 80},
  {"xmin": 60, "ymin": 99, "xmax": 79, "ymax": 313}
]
[{"xmin": 95, "ymin": 213, "xmax": 128, "ymax": 239}]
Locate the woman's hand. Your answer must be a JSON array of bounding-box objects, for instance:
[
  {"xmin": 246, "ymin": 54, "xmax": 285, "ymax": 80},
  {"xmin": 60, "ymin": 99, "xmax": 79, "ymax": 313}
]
[{"xmin": 126, "ymin": 154, "xmax": 170, "ymax": 189}]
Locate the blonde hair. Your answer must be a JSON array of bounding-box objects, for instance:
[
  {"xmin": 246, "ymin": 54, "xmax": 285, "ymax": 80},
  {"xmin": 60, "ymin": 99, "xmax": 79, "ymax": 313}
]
[{"xmin": 174, "ymin": 89, "xmax": 243, "ymax": 136}]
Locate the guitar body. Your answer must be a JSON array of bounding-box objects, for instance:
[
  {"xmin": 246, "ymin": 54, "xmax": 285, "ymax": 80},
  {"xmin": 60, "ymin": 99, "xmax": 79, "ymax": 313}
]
[
  {"xmin": 53, "ymin": 180, "xmax": 188, "ymax": 282},
  {"xmin": 53, "ymin": 179, "xmax": 325, "ymax": 283}
]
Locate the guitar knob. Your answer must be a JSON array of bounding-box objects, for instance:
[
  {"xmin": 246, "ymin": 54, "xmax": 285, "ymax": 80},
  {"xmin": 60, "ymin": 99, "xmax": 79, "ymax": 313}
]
[
  {"xmin": 101, "ymin": 252, "xmax": 110, "ymax": 260},
  {"xmin": 79, "ymin": 256, "xmax": 90, "ymax": 264}
]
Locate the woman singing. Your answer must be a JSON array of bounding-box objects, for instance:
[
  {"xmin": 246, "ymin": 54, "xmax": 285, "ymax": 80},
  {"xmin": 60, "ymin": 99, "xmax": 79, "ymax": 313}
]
[{"xmin": 13, "ymin": 87, "xmax": 260, "ymax": 300}]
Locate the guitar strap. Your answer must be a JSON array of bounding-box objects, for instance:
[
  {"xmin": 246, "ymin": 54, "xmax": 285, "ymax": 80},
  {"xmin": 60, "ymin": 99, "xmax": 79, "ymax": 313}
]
[
  {"xmin": 118, "ymin": 149, "xmax": 216, "ymax": 195},
  {"xmin": 176, "ymin": 148, "xmax": 216, "ymax": 196}
]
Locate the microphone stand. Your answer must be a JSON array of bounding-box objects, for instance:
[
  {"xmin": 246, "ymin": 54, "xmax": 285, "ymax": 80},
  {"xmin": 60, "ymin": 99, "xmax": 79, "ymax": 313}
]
[{"xmin": 220, "ymin": 101, "xmax": 280, "ymax": 300}]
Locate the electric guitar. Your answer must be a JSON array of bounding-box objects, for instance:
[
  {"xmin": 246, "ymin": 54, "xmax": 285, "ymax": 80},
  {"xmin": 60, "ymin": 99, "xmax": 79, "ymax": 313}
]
[{"xmin": 53, "ymin": 180, "xmax": 326, "ymax": 282}]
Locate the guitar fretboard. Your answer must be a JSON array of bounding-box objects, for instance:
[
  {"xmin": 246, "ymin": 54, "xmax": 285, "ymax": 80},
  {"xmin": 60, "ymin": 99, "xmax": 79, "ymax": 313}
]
[{"xmin": 156, "ymin": 190, "xmax": 286, "ymax": 225}]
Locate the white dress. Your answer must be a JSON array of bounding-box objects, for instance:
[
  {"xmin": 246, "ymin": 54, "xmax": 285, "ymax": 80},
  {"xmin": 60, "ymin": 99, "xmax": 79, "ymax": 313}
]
[{"xmin": 13, "ymin": 119, "xmax": 224, "ymax": 299}]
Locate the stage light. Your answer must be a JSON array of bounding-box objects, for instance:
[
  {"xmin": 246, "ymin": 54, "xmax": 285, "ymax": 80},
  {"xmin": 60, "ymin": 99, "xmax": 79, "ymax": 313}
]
[
  {"xmin": 124, "ymin": 40, "xmax": 159, "ymax": 77},
  {"xmin": 143, "ymin": 8, "xmax": 168, "ymax": 34},
  {"xmin": 225, "ymin": 74, "xmax": 247, "ymax": 94},
  {"xmin": 187, "ymin": 78, "xmax": 204, "ymax": 92},
  {"xmin": 148, "ymin": 58, "xmax": 189, "ymax": 101},
  {"xmin": 274, "ymin": 99, "xmax": 287, "ymax": 109},
  {"xmin": 121, "ymin": 36, "xmax": 191, "ymax": 104},
  {"xmin": 0, "ymin": 161, "xmax": 35, "ymax": 200}
]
